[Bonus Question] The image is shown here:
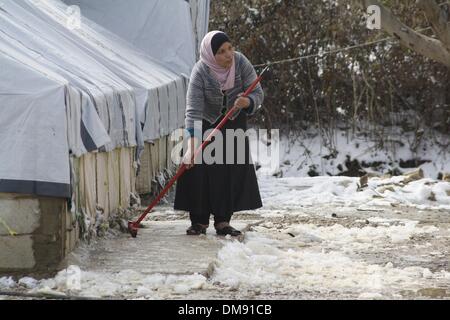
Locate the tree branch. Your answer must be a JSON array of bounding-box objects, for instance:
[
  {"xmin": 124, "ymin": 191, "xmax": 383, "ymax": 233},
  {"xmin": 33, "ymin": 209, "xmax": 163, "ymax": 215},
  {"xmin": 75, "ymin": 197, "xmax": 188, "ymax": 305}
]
[
  {"xmin": 355, "ymin": 0, "xmax": 450, "ymax": 67},
  {"xmin": 417, "ymin": 0, "xmax": 450, "ymax": 52}
]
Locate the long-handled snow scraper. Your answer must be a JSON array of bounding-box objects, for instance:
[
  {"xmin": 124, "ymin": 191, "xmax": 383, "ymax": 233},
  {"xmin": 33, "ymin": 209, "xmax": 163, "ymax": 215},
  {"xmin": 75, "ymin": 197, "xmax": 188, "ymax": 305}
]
[{"xmin": 128, "ymin": 66, "xmax": 269, "ymax": 238}]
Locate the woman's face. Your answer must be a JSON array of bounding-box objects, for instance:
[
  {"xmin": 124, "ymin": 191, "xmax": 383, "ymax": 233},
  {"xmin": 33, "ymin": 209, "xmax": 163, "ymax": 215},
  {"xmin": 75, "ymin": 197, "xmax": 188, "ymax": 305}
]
[{"xmin": 214, "ymin": 42, "xmax": 234, "ymax": 69}]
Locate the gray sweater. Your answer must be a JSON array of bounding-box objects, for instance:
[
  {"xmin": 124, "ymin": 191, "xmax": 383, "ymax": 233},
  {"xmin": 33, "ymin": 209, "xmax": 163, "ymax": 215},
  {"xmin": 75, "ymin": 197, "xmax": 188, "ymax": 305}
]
[{"xmin": 185, "ymin": 51, "xmax": 264, "ymax": 137}]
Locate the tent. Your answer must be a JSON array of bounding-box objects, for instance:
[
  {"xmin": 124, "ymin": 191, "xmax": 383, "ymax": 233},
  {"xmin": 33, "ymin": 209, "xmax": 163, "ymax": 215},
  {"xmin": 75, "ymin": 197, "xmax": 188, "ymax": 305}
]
[
  {"xmin": 64, "ymin": 0, "xmax": 211, "ymax": 75},
  {"xmin": 0, "ymin": 0, "xmax": 202, "ymax": 198}
]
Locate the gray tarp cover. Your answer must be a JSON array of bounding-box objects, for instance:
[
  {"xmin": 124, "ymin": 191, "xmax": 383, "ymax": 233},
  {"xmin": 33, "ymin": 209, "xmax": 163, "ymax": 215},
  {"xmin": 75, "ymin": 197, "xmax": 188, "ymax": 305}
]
[
  {"xmin": 0, "ymin": 0, "xmax": 202, "ymax": 197},
  {"xmin": 64, "ymin": 0, "xmax": 210, "ymax": 75}
]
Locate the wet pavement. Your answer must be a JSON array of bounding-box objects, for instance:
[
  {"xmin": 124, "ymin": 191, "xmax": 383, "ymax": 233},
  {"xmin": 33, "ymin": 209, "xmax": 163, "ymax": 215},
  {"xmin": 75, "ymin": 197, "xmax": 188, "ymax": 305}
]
[
  {"xmin": 59, "ymin": 202, "xmax": 449, "ymax": 300},
  {"xmin": 67, "ymin": 219, "xmax": 257, "ymax": 277},
  {"xmin": 1, "ymin": 201, "xmax": 448, "ymax": 300}
]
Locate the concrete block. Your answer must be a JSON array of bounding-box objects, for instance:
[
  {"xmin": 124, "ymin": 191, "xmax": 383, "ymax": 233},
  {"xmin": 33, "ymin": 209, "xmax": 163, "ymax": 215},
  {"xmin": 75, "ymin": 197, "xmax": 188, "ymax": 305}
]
[
  {"xmin": 37, "ymin": 198, "xmax": 65, "ymax": 236},
  {"xmin": 0, "ymin": 196, "xmax": 40, "ymax": 236},
  {"xmin": 0, "ymin": 235, "xmax": 35, "ymax": 269}
]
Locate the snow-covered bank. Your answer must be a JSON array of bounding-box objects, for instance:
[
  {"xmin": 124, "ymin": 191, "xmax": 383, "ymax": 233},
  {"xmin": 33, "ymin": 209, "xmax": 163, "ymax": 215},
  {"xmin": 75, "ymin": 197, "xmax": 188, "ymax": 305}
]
[
  {"xmin": 250, "ymin": 126, "xmax": 449, "ymax": 179},
  {"xmin": 257, "ymin": 175, "xmax": 450, "ymax": 211}
]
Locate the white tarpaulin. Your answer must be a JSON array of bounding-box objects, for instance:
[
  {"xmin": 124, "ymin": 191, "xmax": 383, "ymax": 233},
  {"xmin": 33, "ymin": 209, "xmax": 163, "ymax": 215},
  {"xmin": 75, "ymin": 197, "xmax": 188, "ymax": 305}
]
[
  {"xmin": 63, "ymin": 0, "xmax": 208, "ymax": 75},
  {"xmin": 0, "ymin": 54, "xmax": 71, "ymax": 197},
  {"xmin": 0, "ymin": 0, "xmax": 201, "ymax": 198},
  {"xmin": 189, "ymin": 0, "xmax": 210, "ymax": 58},
  {"xmin": 20, "ymin": 0, "xmax": 188, "ymax": 139}
]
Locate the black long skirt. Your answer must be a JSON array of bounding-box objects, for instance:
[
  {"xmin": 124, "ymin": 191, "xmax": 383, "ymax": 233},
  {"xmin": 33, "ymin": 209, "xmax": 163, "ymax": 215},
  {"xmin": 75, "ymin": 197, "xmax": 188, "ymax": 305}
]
[{"xmin": 173, "ymin": 110, "xmax": 262, "ymax": 222}]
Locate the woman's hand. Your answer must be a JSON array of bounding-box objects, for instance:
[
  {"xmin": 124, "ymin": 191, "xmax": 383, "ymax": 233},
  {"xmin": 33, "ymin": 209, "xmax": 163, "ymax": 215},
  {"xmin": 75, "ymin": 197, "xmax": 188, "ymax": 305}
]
[
  {"xmin": 234, "ymin": 93, "xmax": 250, "ymax": 109},
  {"xmin": 182, "ymin": 137, "xmax": 198, "ymax": 170}
]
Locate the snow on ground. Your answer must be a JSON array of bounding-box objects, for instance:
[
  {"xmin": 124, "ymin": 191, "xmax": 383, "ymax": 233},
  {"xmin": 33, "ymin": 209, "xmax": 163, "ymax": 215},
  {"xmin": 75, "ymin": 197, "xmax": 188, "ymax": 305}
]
[
  {"xmin": 257, "ymin": 175, "xmax": 450, "ymax": 211},
  {"xmin": 212, "ymin": 229, "xmax": 450, "ymax": 299},
  {"xmin": 1, "ymin": 171, "xmax": 448, "ymax": 299},
  {"xmin": 1, "ymin": 127, "xmax": 448, "ymax": 299},
  {"xmin": 1, "ymin": 213, "xmax": 449, "ymax": 300},
  {"xmin": 250, "ymin": 126, "xmax": 449, "ymax": 211},
  {"xmin": 209, "ymin": 173, "xmax": 449, "ymax": 298},
  {"xmin": 0, "ymin": 269, "xmax": 210, "ymax": 299},
  {"xmin": 0, "ymin": 276, "xmax": 16, "ymax": 289},
  {"xmin": 250, "ymin": 126, "xmax": 449, "ymax": 179},
  {"xmin": 37, "ymin": 270, "xmax": 208, "ymax": 299}
]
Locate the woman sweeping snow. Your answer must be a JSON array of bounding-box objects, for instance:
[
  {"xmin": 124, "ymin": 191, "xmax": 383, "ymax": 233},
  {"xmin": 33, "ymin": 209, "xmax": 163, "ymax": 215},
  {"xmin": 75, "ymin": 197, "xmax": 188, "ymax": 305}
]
[{"xmin": 174, "ymin": 31, "xmax": 264, "ymax": 236}]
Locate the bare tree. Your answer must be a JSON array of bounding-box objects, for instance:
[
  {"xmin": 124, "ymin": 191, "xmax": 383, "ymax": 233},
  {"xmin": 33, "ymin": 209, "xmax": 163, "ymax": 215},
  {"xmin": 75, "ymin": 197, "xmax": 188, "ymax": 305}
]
[
  {"xmin": 210, "ymin": 0, "xmax": 449, "ymax": 134},
  {"xmin": 355, "ymin": 0, "xmax": 450, "ymax": 67}
]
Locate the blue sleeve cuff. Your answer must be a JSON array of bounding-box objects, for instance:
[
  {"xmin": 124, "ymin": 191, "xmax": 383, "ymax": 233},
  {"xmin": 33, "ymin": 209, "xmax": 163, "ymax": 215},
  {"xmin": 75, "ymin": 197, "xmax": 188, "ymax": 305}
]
[
  {"xmin": 244, "ymin": 96, "xmax": 255, "ymax": 115},
  {"xmin": 185, "ymin": 127, "xmax": 202, "ymax": 139},
  {"xmin": 186, "ymin": 127, "xmax": 195, "ymax": 137}
]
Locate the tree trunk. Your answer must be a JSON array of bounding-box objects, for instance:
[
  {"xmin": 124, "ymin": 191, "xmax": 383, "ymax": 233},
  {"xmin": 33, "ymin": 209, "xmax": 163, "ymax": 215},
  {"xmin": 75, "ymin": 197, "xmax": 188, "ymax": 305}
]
[{"xmin": 354, "ymin": 0, "xmax": 450, "ymax": 67}]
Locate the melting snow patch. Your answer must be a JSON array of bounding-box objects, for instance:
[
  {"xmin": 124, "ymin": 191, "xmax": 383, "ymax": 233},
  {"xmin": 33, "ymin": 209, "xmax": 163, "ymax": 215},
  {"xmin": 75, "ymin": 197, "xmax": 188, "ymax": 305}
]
[
  {"xmin": 21, "ymin": 267, "xmax": 208, "ymax": 299},
  {"xmin": 18, "ymin": 277, "xmax": 38, "ymax": 289},
  {"xmin": 0, "ymin": 277, "xmax": 16, "ymax": 289},
  {"xmin": 211, "ymin": 230, "xmax": 449, "ymax": 297}
]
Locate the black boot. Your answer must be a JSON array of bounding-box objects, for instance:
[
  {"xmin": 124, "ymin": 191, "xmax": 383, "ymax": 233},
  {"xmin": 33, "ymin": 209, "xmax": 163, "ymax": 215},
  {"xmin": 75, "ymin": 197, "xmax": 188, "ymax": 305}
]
[
  {"xmin": 186, "ymin": 224, "xmax": 208, "ymax": 235},
  {"xmin": 214, "ymin": 222, "xmax": 241, "ymax": 236}
]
